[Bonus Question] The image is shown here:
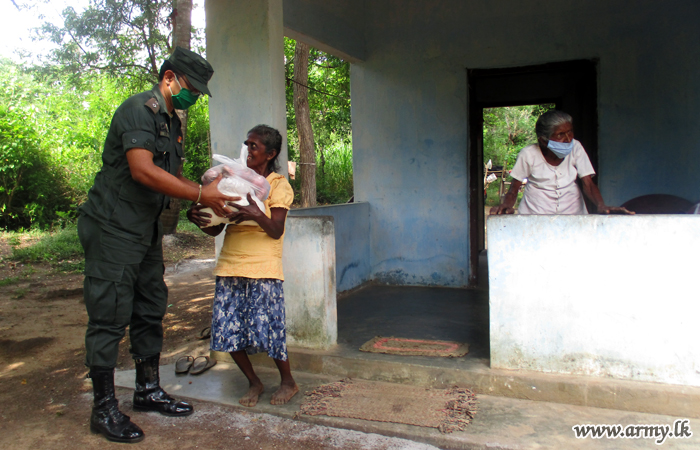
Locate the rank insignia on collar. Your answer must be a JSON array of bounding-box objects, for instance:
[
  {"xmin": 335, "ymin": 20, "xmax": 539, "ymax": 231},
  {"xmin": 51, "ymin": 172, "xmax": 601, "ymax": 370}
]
[
  {"xmin": 159, "ymin": 122, "xmax": 169, "ymax": 136},
  {"xmin": 178, "ymin": 135, "xmax": 183, "ymax": 143},
  {"xmin": 145, "ymin": 97, "xmax": 159, "ymax": 114}
]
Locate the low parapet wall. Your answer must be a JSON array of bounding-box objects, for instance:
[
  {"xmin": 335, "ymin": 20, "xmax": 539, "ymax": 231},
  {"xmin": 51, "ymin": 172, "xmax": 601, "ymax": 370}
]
[
  {"xmin": 282, "ymin": 216, "xmax": 337, "ymax": 349},
  {"xmin": 289, "ymin": 202, "xmax": 370, "ymax": 292},
  {"xmin": 488, "ymin": 214, "xmax": 700, "ymax": 387}
]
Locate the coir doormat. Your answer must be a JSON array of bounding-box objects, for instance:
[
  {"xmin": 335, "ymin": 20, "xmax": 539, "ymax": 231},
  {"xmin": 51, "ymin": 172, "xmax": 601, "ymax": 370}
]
[
  {"xmin": 298, "ymin": 379, "xmax": 478, "ymax": 433},
  {"xmin": 359, "ymin": 336, "xmax": 469, "ymax": 358}
]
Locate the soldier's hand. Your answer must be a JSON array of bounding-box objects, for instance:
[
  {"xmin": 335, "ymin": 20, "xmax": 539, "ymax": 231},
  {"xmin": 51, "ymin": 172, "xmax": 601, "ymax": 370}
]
[{"xmin": 199, "ymin": 175, "xmax": 241, "ymax": 218}]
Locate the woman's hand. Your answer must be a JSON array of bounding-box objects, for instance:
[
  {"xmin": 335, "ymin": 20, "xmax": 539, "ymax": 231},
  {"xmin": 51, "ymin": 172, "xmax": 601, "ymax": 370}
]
[
  {"xmin": 580, "ymin": 176, "xmax": 635, "ymax": 215},
  {"xmin": 489, "ymin": 179, "xmax": 521, "ymax": 215},
  {"xmin": 596, "ymin": 205, "xmax": 635, "ymax": 215},
  {"xmin": 187, "ymin": 204, "xmax": 225, "ymax": 236},
  {"xmin": 187, "ymin": 203, "xmax": 212, "ymax": 227},
  {"xmin": 228, "ymin": 193, "xmax": 266, "ymax": 224},
  {"xmin": 229, "ymin": 193, "xmax": 288, "ymax": 240},
  {"xmin": 490, "ymin": 204, "xmax": 516, "ymax": 215}
]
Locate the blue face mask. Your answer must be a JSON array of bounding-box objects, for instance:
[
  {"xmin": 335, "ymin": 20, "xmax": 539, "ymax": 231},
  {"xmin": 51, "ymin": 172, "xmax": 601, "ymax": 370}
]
[{"xmin": 547, "ymin": 139, "xmax": 575, "ymax": 158}]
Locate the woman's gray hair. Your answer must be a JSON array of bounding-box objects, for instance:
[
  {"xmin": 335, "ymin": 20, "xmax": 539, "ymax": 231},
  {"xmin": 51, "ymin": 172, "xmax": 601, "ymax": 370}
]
[{"xmin": 535, "ymin": 110, "xmax": 573, "ymax": 139}]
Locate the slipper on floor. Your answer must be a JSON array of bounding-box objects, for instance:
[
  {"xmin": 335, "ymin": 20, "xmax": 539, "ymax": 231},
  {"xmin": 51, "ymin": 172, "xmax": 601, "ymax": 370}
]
[
  {"xmin": 197, "ymin": 326, "xmax": 211, "ymax": 340},
  {"xmin": 175, "ymin": 355, "xmax": 194, "ymax": 374},
  {"xmin": 190, "ymin": 356, "xmax": 217, "ymax": 375}
]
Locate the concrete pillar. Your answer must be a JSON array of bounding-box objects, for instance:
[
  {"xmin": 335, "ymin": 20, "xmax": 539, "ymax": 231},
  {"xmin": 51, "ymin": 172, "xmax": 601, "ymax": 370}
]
[
  {"xmin": 205, "ymin": 0, "xmax": 288, "ymax": 175},
  {"xmin": 282, "ymin": 216, "xmax": 337, "ymax": 349}
]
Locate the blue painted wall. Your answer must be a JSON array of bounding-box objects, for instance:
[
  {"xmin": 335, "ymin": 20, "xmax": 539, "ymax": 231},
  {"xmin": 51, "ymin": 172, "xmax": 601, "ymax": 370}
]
[
  {"xmin": 289, "ymin": 202, "xmax": 370, "ymax": 292},
  {"xmin": 284, "ymin": 0, "xmax": 700, "ymax": 287},
  {"xmin": 283, "ymin": 0, "xmax": 366, "ymax": 61}
]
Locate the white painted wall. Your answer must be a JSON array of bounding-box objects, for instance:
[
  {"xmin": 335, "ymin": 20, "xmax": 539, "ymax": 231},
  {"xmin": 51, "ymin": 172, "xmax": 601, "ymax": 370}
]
[
  {"xmin": 488, "ymin": 215, "xmax": 700, "ymax": 387},
  {"xmin": 206, "ymin": 0, "xmax": 288, "ymax": 176}
]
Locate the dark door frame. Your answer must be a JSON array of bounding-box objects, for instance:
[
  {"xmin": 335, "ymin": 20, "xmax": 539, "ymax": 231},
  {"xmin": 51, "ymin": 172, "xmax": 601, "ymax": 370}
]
[{"xmin": 466, "ymin": 59, "xmax": 599, "ymax": 286}]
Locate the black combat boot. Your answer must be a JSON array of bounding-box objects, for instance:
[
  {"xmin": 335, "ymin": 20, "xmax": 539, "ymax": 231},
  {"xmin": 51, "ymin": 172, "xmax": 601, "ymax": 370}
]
[
  {"xmin": 133, "ymin": 354, "xmax": 194, "ymax": 416},
  {"xmin": 89, "ymin": 367, "xmax": 145, "ymax": 443}
]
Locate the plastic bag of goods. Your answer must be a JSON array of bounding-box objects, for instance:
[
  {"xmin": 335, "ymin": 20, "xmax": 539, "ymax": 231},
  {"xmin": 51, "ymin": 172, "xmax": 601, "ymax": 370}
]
[{"xmin": 198, "ymin": 145, "xmax": 271, "ymax": 227}]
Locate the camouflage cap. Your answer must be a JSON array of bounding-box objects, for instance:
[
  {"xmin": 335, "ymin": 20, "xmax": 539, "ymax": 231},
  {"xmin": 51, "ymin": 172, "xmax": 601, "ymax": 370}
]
[{"xmin": 168, "ymin": 47, "xmax": 214, "ymax": 97}]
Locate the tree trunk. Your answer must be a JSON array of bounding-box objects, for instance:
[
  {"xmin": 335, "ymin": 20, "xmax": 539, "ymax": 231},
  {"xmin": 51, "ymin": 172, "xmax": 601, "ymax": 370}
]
[
  {"xmin": 293, "ymin": 41, "xmax": 316, "ymax": 208},
  {"xmin": 162, "ymin": 0, "xmax": 193, "ymax": 234}
]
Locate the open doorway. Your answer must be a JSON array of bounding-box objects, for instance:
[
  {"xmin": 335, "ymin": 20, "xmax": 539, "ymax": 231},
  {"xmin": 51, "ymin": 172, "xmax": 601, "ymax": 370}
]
[
  {"xmin": 467, "ymin": 60, "xmax": 599, "ymax": 286},
  {"xmin": 482, "ymin": 104, "xmax": 555, "ymax": 217}
]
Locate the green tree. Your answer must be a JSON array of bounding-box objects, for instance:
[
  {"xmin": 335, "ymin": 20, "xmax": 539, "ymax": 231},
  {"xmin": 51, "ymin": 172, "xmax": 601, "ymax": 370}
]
[
  {"xmin": 0, "ymin": 59, "xmax": 75, "ymax": 229},
  {"xmin": 30, "ymin": 0, "xmax": 203, "ymax": 84},
  {"xmin": 284, "ymin": 38, "xmax": 352, "ymax": 205},
  {"xmin": 181, "ymin": 94, "xmax": 211, "ymax": 184},
  {"xmin": 29, "ymin": 0, "xmax": 206, "ymax": 233},
  {"xmin": 483, "ymin": 104, "xmax": 554, "ymax": 170}
]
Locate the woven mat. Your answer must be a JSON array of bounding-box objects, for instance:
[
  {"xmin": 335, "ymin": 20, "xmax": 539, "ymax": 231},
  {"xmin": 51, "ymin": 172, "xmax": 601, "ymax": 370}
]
[
  {"xmin": 298, "ymin": 379, "xmax": 477, "ymax": 433},
  {"xmin": 359, "ymin": 336, "xmax": 469, "ymax": 357}
]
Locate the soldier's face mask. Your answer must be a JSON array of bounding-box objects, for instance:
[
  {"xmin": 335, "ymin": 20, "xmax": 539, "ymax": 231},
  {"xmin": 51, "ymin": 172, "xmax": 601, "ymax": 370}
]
[{"xmin": 169, "ymin": 76, "xmax": 200, "ymax": 110}]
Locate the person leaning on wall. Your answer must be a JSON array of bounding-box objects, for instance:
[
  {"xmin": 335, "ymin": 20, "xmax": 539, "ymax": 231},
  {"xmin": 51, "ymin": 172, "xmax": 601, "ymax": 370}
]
[
  {"xmin": 490, "ymin": 110, "xmax": 634, "ymax": 216},
  {"xmin": 76, "ymin": 47, "xmax": 240, "ymax": 443}
]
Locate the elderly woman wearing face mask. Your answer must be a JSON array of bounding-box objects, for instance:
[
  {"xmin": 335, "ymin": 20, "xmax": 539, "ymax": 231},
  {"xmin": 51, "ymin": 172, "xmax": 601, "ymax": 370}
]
[{"xmin": 490, "ymin": 110, "xmax": 633, "ymax": 215}]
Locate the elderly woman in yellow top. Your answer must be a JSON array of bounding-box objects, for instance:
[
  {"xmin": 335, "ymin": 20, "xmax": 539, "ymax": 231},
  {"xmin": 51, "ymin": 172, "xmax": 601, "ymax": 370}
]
[
  {"xmin": 490, "ymin": 110, "xmax": 633, "ymax": 215},
  {"xmin": 187, "ymin": 124, "xmax": 298, "ymax": 407}
]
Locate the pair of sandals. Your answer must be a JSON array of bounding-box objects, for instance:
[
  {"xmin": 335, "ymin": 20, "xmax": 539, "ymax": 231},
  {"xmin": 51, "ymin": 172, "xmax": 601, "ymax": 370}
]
[
  {"xmin": 174, "ymin": 327, "xmax": 216, "ymax": 375},
  {"xmin": 175, "ymin": 355, "xmax": 217, "ymax": 375}
]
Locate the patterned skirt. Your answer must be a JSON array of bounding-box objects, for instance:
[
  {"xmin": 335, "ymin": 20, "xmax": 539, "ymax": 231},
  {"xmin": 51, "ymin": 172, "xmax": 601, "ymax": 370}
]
[{"xmin": 210, "ymin": 277, "xmax": 288, "ymax": 361}]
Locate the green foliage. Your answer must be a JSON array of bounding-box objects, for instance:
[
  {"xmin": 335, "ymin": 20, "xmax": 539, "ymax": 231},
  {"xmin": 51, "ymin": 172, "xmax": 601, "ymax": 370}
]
[
  {"xmin": 483, "ymin": 104, "xmax": 554, "ymax": 170},
  {"xmin": 316, "ymin": 140, "xmax": 353, "ymax": 204},
  {"xmin": 4, "ymin": 1, "xmax": 212, "ymax": 229},
  {"xmin": 181, "ymin": 95, "xmax": 211, "ymax": 184},
  {"xmin": 40, "ymin": 73, "xmax": 145, "ymax": 204},
  {"xmin": 285, "ymin": 37, "xmax": 353, "ymax": 204},
  {"xmin": 290, "ymin": 140, "xmax": 354, "ymax": 205},
  {"xmin": 484, "ymin": 181, "xmax": 524, "ymax": 208},
  {"xmin": 0, "ymin": 60, "xmax": 76, "ymax": 229},
  {"xmin": 0, "ymin": 58, "xmax": 150, "ymax": 230},
  {"xmin": 32, "ymin": 0, "xmax": 196, "ymax": 84},
  {"xmin": 9, "ymin": 226, "xmax": 83, "ymax": 267},
  {"xmin": 176, "ymin": 209, "xmax": 201, "ymax": 234}
]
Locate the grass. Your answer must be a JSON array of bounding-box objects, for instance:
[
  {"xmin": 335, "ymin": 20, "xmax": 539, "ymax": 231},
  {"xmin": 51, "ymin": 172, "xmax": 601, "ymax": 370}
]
[
  {"xmin": 4, "ymin": 227, "xmax": 84, "ymax": 273},
  {"xmin": 176, "ymin": 209, "xmax": 202, "ymax": 233},
  {"xmin": 291, "ymin": 140, "xmax": 354, "ymax": 205},
  {"xmin": 0, "ymin": 276, "xmax": 20, "ymax": 286},
  {"xmin": 1, "ymin": 211, "xmax": 204, "ymax": 276},
  {"xmin": 484, "ymin": 182, "xmax": 504, "ymax": 207},
  {"xmin": 484, "ymin": 178, "xmax": 524, "ymax": 208}
]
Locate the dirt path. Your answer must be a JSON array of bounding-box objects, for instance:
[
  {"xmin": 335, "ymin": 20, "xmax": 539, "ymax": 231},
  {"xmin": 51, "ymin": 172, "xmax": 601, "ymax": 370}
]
[{"xmin": 0, "ymin": 232, "xmax": 434, "ymax": 450}]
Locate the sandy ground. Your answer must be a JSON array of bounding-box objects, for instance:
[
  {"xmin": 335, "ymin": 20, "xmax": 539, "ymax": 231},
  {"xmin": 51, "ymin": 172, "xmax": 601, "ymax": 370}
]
[{"xmin": 0, "ymin": 231, "xmax": 436, "ymax": 450}]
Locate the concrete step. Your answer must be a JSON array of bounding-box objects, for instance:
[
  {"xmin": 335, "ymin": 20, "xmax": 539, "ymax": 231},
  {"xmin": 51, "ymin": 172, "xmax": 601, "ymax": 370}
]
[
  {"xmin": 116, "ymin": 362, "xmax": 700, "ymax": 449},
  {"xmin": 211, "ymin": 345, "xmax": 700, "ymax": 420}
]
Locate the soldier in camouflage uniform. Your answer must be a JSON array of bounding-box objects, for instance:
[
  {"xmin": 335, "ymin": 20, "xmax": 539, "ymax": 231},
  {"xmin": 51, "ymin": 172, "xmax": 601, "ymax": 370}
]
[{"xmin": 77, "ymin": 47, "xmax": 237, "ymax": 443}]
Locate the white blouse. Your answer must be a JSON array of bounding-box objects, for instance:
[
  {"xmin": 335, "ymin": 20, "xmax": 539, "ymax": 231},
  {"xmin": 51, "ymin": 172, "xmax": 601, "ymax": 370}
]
[{"xmin": 510, "ymin": 140, "xmax": 595, "ymax": 215}]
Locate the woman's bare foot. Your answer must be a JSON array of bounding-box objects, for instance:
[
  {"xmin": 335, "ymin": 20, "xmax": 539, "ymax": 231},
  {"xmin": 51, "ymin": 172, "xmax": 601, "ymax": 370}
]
[
  {"xmin": 271, "ymin": 381, "xmax": 299, "ymax": 405},
  {"xmin": 239, "ymin": 382, "xmax": 264, "ymax": 407}
]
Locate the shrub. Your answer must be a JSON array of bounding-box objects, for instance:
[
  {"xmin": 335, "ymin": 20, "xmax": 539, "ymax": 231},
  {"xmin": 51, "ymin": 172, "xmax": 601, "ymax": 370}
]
[{"xmin": 0, "ymin": 104, "xmax": 75, "ymax": 229}]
